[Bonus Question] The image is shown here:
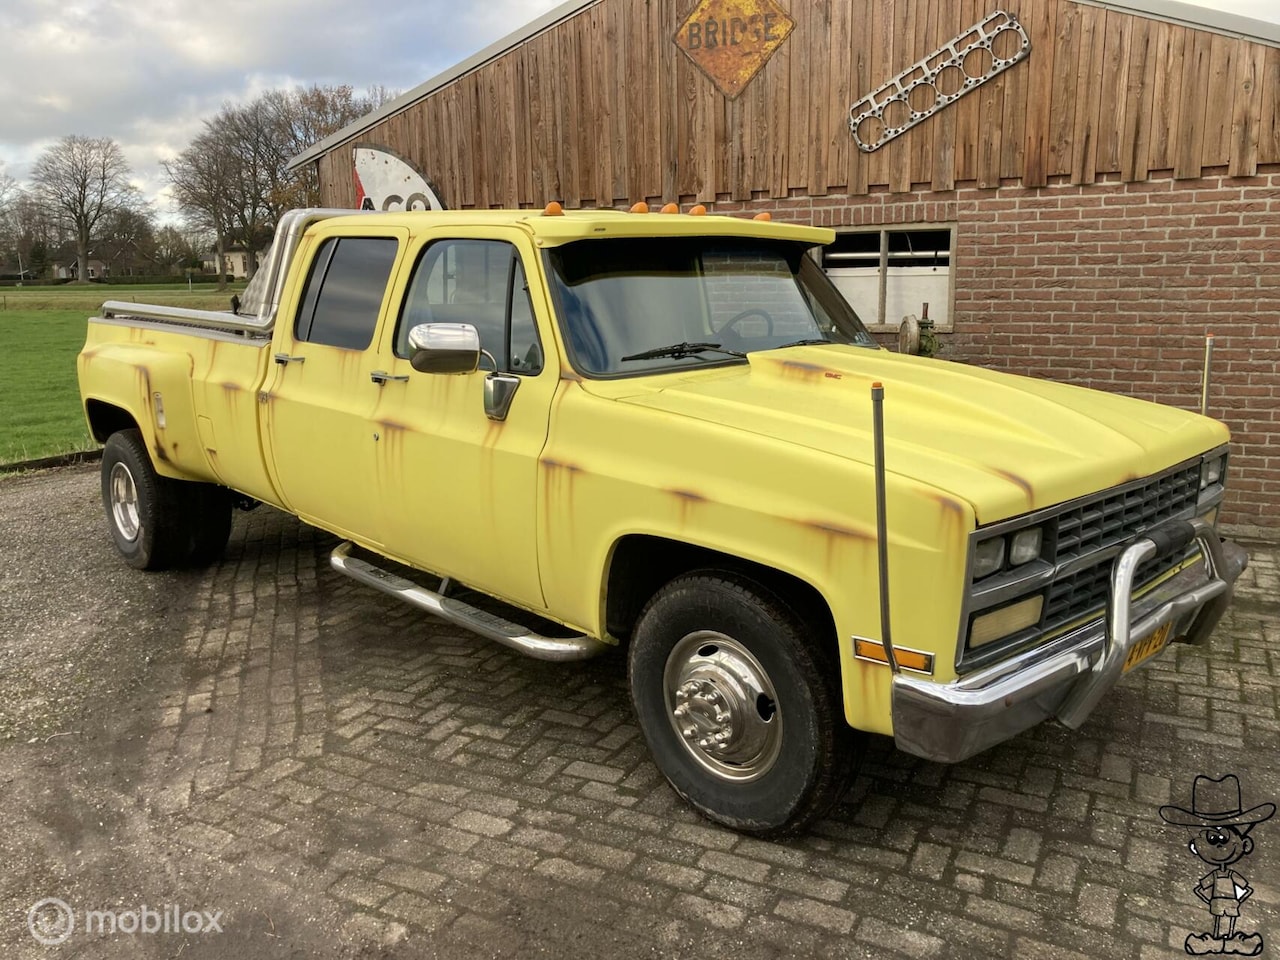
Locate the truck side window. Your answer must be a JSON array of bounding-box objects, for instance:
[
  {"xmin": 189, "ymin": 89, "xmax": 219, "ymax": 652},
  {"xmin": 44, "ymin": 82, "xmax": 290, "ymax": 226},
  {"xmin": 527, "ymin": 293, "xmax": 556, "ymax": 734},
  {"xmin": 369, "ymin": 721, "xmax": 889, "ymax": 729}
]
[
  {"xmin": 294, "ymin": 237, "xmax": 399, "ymax": 350},
  {"xmin": 508, "ymin": 258, "xmax": 543, "ymax": 375},
  {"xmin": 396, "ymin": 239, "xmax": 543, "ymax": 376}
]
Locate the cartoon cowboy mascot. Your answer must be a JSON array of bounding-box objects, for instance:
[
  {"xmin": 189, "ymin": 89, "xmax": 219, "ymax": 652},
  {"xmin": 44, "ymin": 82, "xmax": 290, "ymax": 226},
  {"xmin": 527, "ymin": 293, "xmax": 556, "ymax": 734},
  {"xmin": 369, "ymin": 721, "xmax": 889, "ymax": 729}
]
[{"xmin": 1161, "ymin": 774, "xmax": 1274, "ymax": 956}]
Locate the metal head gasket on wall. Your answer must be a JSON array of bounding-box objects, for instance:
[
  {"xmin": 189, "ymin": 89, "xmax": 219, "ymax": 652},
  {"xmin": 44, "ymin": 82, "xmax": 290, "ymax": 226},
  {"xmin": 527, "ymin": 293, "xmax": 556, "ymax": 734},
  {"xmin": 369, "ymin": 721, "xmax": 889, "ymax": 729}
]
[{"xmin": 848, "ymin": 10, "xmax": 1032, "ymax": 153}]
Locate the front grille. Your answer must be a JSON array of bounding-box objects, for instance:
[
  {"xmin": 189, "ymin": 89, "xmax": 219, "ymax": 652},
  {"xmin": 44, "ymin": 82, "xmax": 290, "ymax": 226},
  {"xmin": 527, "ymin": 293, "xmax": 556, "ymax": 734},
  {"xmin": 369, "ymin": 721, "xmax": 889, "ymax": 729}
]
[
  {"xmin": 959, "ymin": 455, "xmax": 1211, "ymax": 674},
  {"xmin": 1040, "ymin": 462, "xmax": 1201, "ymax": 632},
  {"xmin": 1052, "ymin": 463, "xmax": 1200, "ymax": 563},
  {"xmin": 1042, "ymin": 552, "xmax": 1180, "ymax": 636}
]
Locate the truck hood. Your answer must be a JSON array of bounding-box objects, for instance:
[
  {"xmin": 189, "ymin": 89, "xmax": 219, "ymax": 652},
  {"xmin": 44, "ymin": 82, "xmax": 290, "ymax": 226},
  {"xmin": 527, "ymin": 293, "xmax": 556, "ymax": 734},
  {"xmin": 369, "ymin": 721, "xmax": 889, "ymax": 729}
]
[{"xmin": 600, "ymin": 345, "xmax": 1226, "ymax": 524}]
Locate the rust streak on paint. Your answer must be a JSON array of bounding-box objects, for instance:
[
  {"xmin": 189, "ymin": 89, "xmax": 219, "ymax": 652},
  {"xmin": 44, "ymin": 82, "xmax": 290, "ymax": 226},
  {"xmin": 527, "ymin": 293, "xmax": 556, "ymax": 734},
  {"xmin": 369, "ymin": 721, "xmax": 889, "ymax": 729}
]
[
  {"xmin": 990, "ymin": 467, "xmax": 1034, "ymax": 503},
  {"xmin": 541, "ymin": 458, "xmax": 585, "ymax": 541},
  {"xmin": 668, "ymin": 488, "xmax": 708, "ymax": 526},
  {"xmin": 929, "ymin": 493, "xmax": 967, "ymax": 522},
  {"xmin": 374, "ymin": 418, "xmax": 408, "ymax": 467},
  {"xmin": 775, "ymin": 359, "xmax": 827, "ymax": 381},
  {"xmin": 789, "ymin": 515, "xmax": 874, "ymax": 571},
  {"xmin": 482, "ymin": 421, "xmax": 504, "ymax": 449},
  {"xmin": 799, "ymin": 518, "xmax": 874, "ymax": 542}
]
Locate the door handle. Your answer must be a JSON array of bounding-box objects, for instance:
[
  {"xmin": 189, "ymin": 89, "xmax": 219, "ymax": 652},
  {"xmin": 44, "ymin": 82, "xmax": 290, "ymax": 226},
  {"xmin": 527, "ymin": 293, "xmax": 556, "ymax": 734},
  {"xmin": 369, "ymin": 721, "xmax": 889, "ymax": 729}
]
[
  {"xmin": 274, "ymin": 353, "xmax": 306, "ymax": 365},
  {"xmin": 370, "ymin": 371, "xmax": 410, "ymax": 384}
]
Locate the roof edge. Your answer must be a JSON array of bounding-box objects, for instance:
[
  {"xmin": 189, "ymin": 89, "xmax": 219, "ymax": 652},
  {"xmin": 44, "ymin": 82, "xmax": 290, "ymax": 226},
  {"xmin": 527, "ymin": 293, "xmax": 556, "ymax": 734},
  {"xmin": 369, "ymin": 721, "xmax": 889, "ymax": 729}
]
[
  {"xmin": 1071, "ymin": 0, "xmax": 1280, "ymax": 48},
  {"xmin": 287, "ymin": 0, "xmax": 603, "ymax": 171}
]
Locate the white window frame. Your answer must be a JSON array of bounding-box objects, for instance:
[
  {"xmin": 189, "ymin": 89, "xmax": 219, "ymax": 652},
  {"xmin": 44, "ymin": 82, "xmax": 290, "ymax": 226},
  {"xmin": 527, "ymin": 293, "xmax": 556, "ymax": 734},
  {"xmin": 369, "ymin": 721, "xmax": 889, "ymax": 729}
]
[{"xmin": 822, "ymin": 223, "xmax": 957, "ymax": 334}]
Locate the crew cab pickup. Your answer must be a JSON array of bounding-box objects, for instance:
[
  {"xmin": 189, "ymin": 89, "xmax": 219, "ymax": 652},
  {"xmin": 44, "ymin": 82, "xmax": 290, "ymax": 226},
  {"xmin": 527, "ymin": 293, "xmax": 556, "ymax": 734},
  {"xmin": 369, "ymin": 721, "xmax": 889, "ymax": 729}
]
[{"xmin": 78, "ymin": 206, "xmax": 1247, "ymax": 835}]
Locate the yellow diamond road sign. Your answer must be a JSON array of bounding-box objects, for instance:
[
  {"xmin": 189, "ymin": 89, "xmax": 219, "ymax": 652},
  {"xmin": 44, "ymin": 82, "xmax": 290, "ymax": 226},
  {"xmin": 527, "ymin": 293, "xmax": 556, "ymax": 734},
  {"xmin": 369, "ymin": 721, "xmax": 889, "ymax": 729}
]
[{"xmin": 675, "ymin": 0, "xmax": 796, "ymax": 100}]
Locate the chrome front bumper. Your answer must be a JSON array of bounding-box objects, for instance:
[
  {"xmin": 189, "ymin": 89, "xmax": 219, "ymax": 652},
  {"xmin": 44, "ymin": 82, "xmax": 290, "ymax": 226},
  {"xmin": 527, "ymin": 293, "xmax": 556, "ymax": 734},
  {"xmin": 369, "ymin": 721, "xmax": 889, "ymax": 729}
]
[{"xmin": 892, "ymin": 519, "xmax": 1248, "ymax": 764}]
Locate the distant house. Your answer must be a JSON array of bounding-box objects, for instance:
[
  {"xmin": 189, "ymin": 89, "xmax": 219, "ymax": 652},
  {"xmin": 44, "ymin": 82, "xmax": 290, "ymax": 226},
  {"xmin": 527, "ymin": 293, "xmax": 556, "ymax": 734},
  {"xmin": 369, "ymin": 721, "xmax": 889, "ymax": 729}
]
[
  {"xmin": 49, "ymin": 239, "xmax": 157, "ymax": 280},
  {"xmin": 50, "ymin": 255, "xmax": 110, "ymax": 281},
  {"xmin": 200, "ymin": 246, "xmax": 265, "ymax": 279}
]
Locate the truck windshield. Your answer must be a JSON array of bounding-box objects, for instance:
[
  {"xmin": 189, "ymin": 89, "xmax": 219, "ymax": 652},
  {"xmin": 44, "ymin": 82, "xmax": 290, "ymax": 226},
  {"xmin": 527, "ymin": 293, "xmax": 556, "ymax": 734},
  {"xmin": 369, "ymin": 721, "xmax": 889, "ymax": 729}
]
[{"xmin": 546, "ymin": 237, "xmax": 877, "ymax": 377}]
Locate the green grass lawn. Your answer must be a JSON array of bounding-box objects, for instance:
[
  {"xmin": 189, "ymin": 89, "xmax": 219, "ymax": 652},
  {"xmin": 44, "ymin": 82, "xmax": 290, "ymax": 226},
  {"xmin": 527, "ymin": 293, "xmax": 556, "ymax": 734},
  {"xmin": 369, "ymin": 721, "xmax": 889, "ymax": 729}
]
[{"xmin": 0, "ymin": 284, "xmax": 246, "ymax": 467}]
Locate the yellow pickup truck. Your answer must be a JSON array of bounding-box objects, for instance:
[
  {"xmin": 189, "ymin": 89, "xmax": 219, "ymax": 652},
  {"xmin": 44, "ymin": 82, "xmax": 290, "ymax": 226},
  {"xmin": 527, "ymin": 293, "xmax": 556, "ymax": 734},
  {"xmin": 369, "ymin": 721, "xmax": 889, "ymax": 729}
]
[{"xmin": 78, "ymin": 206, "xmax": 1246, "ymax": 835}]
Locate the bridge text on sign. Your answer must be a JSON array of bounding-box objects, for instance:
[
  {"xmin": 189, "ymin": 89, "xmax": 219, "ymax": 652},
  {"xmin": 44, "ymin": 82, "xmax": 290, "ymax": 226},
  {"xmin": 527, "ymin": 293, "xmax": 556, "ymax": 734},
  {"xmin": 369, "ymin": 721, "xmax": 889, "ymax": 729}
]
[{"xmin": 675, "ymin": 0, "xmax": 796, "ymax": 100}]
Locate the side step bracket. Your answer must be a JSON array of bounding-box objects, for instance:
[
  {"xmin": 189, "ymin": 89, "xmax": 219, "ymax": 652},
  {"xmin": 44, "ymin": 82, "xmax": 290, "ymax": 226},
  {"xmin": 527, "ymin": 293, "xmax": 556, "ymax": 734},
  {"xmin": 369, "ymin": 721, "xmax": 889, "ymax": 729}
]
[{"xmin": 329, "ymin": 542, "xmax": 610, "ymax": 662}]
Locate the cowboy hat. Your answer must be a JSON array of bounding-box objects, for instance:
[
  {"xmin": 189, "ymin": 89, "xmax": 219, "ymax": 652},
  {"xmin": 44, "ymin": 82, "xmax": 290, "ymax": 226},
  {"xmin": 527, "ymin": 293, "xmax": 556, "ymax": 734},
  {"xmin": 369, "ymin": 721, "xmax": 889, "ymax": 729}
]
[{"xmin": 1160, "ymin": 775, "xmax": 1276, "ymax": 828}]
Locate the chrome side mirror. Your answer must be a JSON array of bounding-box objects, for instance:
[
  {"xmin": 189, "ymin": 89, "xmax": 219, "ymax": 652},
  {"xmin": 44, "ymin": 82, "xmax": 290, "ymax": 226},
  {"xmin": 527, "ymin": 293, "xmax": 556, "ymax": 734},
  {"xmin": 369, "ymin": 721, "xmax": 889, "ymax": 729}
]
[{"xmin": 408, "ymin": 323, "xmax": 481, "ymax": 374}]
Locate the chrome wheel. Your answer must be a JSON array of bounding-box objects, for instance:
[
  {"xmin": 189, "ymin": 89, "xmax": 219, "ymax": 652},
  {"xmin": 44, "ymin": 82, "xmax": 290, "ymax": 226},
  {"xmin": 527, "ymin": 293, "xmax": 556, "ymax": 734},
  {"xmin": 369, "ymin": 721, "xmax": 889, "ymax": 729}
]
[
  {"xmin": 662, "ymin": 630, "xmax": 781, "ymax": 782},
  {"xmin": 109, "ymin": 461, "xmax": 141, "ymax": 542}
]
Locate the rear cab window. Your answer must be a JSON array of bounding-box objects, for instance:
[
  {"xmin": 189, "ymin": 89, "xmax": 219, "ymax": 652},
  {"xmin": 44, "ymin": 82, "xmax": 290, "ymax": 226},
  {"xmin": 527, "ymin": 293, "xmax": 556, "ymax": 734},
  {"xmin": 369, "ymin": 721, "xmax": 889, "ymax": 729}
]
[{"xmin": 294, "ymin": 236, "xmax": 400, "ymax": 349}]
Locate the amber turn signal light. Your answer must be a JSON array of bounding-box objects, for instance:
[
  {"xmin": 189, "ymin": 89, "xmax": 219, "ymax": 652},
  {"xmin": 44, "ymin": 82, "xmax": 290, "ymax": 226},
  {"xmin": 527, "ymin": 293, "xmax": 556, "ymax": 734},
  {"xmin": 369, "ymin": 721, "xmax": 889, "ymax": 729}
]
[
  {"xmin": 543, "ymin": 202, "xmax": 564, "ymax": 217},
  {"xmin": 853, "ymin": 637, "xmax": 934, "ymax": 674}
]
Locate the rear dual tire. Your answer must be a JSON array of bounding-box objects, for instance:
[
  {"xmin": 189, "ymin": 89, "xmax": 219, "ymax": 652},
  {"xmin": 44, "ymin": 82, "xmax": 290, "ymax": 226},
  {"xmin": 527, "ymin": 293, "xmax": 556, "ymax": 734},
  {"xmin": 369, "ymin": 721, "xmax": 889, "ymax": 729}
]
[{"xmin": 101, "ymin": 429, "xmax": 232, "ymax": 570}]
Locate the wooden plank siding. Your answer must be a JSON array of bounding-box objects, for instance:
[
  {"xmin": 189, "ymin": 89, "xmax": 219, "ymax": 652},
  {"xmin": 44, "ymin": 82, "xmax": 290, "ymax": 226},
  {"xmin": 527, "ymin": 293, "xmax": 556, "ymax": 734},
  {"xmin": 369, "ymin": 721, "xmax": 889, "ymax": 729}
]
[{"xmin": 316, "ymin": 0, "xmax": 1280, "ymax": 210}]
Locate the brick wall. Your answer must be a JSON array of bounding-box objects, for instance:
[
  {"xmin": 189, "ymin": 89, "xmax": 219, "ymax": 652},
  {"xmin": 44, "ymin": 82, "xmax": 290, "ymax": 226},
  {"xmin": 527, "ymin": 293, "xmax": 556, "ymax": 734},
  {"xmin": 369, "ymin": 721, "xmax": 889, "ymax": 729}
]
[{"xmin": 709, "ymin": 168, "xmax": 1280, "ymax": 533}]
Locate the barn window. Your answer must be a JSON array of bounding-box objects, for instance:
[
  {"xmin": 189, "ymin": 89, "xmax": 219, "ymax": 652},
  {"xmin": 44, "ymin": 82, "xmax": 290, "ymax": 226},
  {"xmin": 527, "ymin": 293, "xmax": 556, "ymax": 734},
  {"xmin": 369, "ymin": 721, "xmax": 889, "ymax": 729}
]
[{"xmin": 822, "ymin": 226, "xmax": 954, "ymax": 332}]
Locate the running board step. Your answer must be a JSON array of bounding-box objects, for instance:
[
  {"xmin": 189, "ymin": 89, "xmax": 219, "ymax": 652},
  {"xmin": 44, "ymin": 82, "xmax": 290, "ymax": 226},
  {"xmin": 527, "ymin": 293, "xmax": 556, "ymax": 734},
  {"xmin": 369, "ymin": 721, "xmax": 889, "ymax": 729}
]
[{"xmin": 330, "ymin": 542, "xmax": 610, "ymax": 662}]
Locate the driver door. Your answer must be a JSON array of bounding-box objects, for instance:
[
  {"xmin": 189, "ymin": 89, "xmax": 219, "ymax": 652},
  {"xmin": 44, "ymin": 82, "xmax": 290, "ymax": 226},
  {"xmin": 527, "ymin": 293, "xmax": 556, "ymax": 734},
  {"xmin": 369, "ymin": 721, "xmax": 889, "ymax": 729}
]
[{"xmin": 371, "ymin": 230, "xmax": 556, "ymax": 610}]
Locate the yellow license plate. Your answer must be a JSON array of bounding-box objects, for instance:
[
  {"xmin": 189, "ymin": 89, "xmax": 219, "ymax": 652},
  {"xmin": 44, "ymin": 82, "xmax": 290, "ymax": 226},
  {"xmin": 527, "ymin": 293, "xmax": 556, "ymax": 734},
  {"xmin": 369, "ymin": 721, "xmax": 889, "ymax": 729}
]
[{"xmin": 1123, "ymin": 621, "xmax": 1174, "ymax": 673}]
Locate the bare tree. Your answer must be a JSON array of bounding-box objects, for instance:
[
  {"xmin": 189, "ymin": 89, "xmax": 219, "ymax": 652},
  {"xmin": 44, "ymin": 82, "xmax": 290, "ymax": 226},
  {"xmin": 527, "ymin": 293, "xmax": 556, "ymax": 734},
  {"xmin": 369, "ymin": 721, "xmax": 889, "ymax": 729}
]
[
  {"xmin": 0, "ymin": 163, "xmax": 18, "ymax": 269},
  {"xmin": 0, "ymin": 161, "xmax": 15, "ymax": 211},
  {"xmin": 31, "ymin": 136, "xmax": 139, "ymax": 283},
  {"xmin": 166, "ymin": 84, "xmax": 396, "ymax": 282},
  {"xmin": 270, "ymin": 84, "xmax": 397, "ymax": 207},
  {"xmin": 97, "ymin": 204, "xmax": 157, "ymax": 277},
  {"xmin": 151, "ymin": 224, "xmax": 202, "ymax": 274},
  {"xmin": 164, "ymin": 131, "xmax": 238, "ymax": 290}
]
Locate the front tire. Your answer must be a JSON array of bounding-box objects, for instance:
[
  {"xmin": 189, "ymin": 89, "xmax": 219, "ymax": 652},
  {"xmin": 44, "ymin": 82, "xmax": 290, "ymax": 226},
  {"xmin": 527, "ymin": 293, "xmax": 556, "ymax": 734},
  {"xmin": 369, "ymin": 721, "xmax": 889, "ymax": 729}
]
[{"xmin": 628, "ymin": 571, "xmax": 858, "ymax": 836}]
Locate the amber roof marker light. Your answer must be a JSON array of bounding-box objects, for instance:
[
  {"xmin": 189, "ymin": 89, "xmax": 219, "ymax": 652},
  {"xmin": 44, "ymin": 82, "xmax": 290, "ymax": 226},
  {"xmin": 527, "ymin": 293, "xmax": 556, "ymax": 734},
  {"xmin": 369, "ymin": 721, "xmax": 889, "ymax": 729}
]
[{"xmin": 543, "ymin": 202, "xmax": 564, "ymax": 217}]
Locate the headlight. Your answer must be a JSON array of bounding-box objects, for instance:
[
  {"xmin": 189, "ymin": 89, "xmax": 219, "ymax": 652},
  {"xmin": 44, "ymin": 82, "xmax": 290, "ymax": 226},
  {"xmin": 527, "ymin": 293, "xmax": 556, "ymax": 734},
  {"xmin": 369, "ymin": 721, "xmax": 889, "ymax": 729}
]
[
  {"xmin": 972, "ymin": 537, "xmax": 1006, "ymax": 579},
  {"xmin": 972, "ymin": 526, "xmax": 1044, "ymax": 579},
  {"xmin": 1200, "ymin": 454, "xmax": 1226, "ymax": 489},
  {"xmin": 1009, "ymin": 528, "xmax": 1043, "ymax": 565}
]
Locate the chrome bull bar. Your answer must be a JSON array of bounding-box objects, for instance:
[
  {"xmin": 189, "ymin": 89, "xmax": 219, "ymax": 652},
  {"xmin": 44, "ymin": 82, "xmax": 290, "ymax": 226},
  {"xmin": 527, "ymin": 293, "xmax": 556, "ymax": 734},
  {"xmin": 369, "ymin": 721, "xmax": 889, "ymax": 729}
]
[
  {"xmin": 891, "ymin": 518, "xmax": 1247, "ymax": 764},
  {"xmin": 1056, "ymin": 517, "xmax": 1230, "ymax": 728}
]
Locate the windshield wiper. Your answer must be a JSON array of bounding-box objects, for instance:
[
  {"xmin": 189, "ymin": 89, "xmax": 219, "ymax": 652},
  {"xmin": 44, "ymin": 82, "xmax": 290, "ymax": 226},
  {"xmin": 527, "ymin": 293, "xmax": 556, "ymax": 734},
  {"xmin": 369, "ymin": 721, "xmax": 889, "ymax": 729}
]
[
  {"xmin": 774, "ymin": 338, "xmax": 833, "ymax": 349},
  {"xmin": 620, "ymin": 341, "xmax": 747, "ymax": 362}
]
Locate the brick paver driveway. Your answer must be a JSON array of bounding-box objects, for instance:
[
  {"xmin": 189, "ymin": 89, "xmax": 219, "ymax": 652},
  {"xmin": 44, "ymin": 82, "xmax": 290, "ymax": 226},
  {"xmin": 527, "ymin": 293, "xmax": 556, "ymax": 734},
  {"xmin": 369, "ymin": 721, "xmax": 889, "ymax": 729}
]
[{"xmin": 2, "ymin": 464, "xmax": 1277, "ymax": 958}]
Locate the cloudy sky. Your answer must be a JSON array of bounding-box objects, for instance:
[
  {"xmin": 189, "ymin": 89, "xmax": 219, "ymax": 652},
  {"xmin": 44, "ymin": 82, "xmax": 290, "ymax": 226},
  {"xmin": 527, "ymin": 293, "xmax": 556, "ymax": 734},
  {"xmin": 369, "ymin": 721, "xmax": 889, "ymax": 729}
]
[
  {"xmin": 1, "ymin": 0, "xmax": 1277, "ymax": 218},
  {"xmin": 0, "ymin": 0, "xmax": 563, "ymax": 215}
]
